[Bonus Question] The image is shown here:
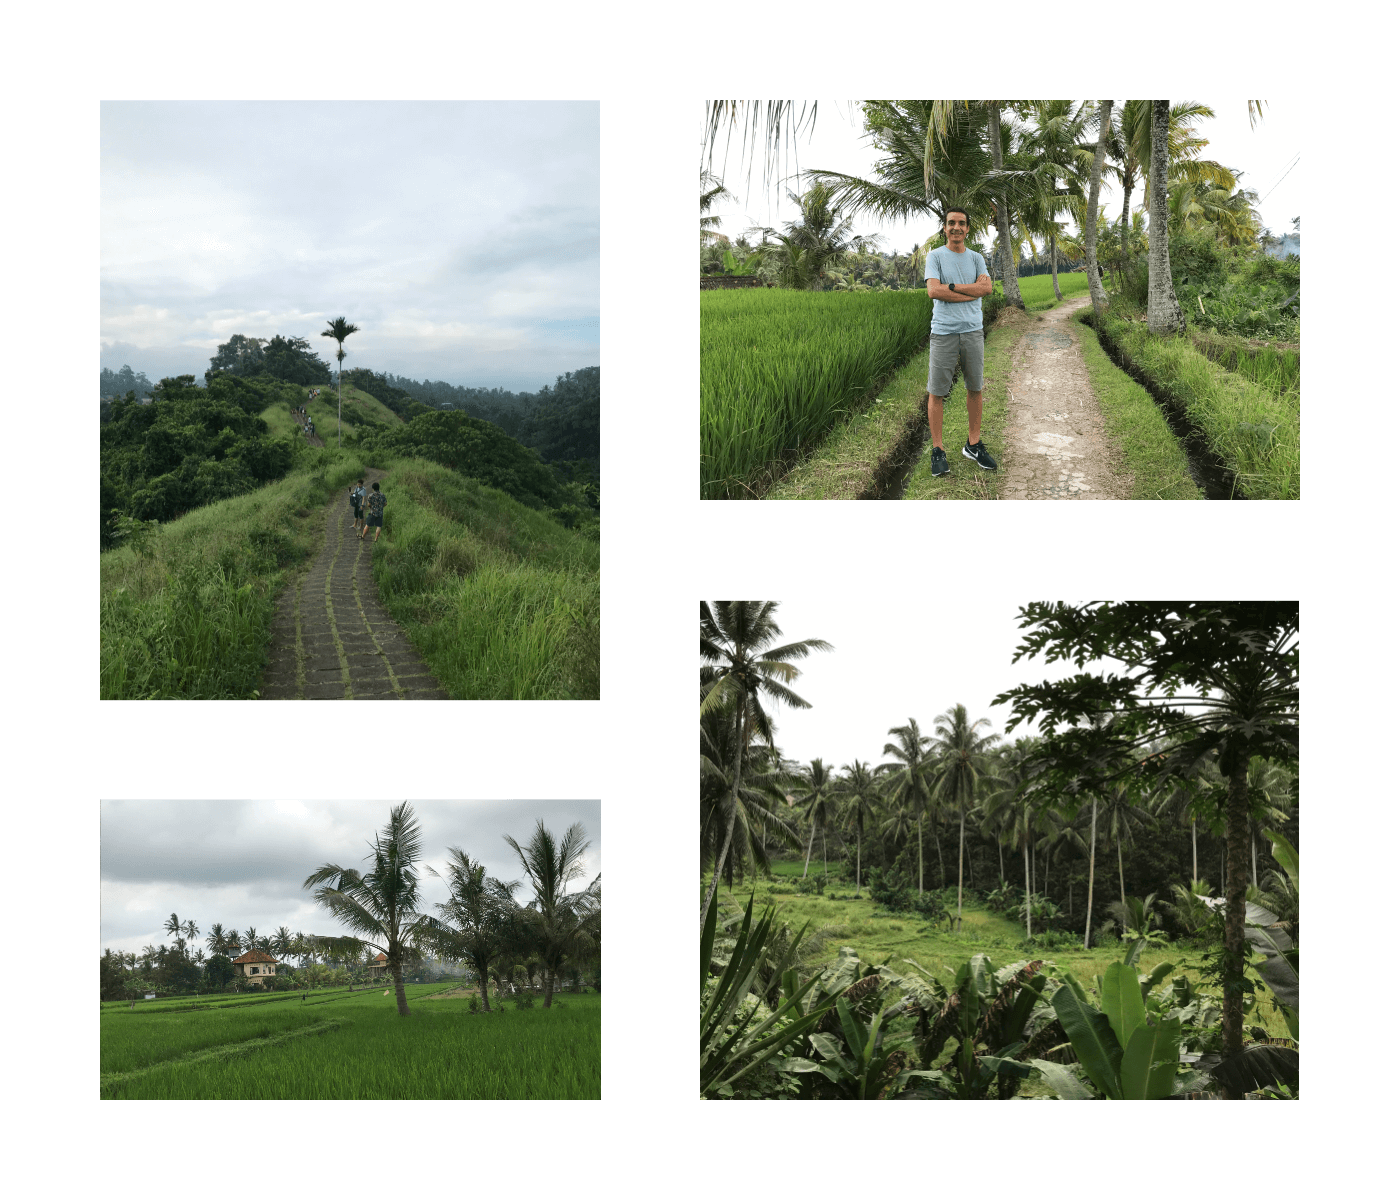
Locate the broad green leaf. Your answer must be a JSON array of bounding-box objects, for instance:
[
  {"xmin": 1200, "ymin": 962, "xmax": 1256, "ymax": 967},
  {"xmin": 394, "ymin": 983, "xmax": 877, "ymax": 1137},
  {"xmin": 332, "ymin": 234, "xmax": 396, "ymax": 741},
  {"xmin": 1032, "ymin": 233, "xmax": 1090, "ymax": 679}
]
[
  {"xmin": 1119, "ymin": 1018, "xmax": 1182, "ymax": 1099},
  {"xmin": 1263, "ymin": 829, "xmax": 1298, "ymax": 893},
  {"xmin": 1102, "ymin": 961, "xmax": 1148, "ymax": 1053},
  {"xmin": 1031, "ymin": 1058, "xmax": 1094, "ymax": 1100},
  {"xmin": 836, "ymin": 997, "xmax": 867, "ymax": 1061},
  {"xmin": 1051, "ymin": 983, "xmax": 1123, "ymax": 1099},
  {"xmin": 980, "ymin": 1054, "xmax": 1032, "ymax": 1080},
  {"xmin": 775, "ymin": 1056, "xmax": 821, "ymax": 1073},
  {"xmin": 808, "ymin": 1032, "xmax": 841, "ymax": 1060},
  {"xmin": 1142, "ymin": 961, "xmax": 1174, "ymax": 999}
]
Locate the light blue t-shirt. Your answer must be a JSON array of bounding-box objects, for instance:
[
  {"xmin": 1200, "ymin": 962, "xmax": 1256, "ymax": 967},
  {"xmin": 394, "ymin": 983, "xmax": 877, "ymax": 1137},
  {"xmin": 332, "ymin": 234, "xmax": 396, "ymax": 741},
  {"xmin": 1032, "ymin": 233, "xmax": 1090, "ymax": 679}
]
[{"xmin": 924, "ymin": 245, "xmax": 988, "ymax": 334}]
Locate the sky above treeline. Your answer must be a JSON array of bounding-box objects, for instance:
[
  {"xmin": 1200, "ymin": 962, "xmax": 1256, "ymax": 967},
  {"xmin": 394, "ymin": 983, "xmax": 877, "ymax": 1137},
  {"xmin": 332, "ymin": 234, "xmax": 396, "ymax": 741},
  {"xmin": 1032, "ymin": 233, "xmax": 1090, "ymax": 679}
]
[
  {"xmin": 704, "ymin": 598, "xmax": 1291, "ymax": 777},
  {"xmin": 101, "ymin": 102, "xmax": 599, "ymax": 392},
  {"xmin": 100, "ymin": 799, "xmax": 601, "ymax": 959},
  {"xmin": 701, "ymin": 99, "xmax": 1300, "ymax": 261}
]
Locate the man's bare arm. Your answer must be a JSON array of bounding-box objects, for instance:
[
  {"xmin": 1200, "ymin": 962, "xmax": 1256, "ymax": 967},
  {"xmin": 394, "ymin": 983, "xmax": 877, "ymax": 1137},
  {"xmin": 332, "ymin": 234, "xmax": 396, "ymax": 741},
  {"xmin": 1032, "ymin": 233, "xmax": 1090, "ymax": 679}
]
[{"xmin": 926, "ymin": 278, "xmax": 975, "ymax": 301}]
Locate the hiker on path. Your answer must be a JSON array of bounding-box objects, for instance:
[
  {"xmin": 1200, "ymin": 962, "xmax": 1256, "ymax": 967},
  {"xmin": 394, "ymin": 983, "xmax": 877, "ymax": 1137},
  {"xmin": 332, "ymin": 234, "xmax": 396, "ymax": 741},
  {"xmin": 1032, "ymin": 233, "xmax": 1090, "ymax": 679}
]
[
  {"xmin": 362, "ymin": 481, "xmax": 386, "ymax": 543},
  {"xmin": 350, "ymin": 479, "xmax": 366, "ymax": 533}
]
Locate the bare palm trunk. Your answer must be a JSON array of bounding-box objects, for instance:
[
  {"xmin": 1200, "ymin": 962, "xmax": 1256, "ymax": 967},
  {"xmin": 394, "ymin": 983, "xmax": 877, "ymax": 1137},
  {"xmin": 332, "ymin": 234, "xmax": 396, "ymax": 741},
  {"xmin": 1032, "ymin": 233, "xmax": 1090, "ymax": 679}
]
[
  {"xmin": 1050, "ymin": 231, "xmax": 1062, "ymax": 301},
  {"xmin": 1251, "ymin": 830, "xmax": 1257, "ymax": 889},
  {"xmin": 392, "ymin": 959, "xmax": 410, "ymax": 1016},
  {"xmin": 1221, "ymin": 757, "xmax": 1251, "ymax": 1094},
  {"xmin": 1084, "ymin": 100, "xmax": 1113, "ymax": 317},
  {"xmin": 917, "ymin": 812, "xmax": 924, "ymax": 895},
  {"xmin": 997, "ymin": 840, "xmax": 1004, "ymax": 884},
  {"xmin": 1118, "ymin": 838, "xmax": 1127, "ymax": 908},
  {"xmin": 802, "ymin": 819, "xmax": 816, "ymax": 879},
  {"xmin": 956, "ymin": 811, "xmax": 967, "ymax": 928},
  {"xmin": 1120, "ymin": 171, "xmax": 1134, "ymax": 272},
  {"xmin": 543, "ymin": 967, "xmax": 554, "ymax": 1009},
  {"xmin": 989, "ymin": 103, "xmax": 1024, "ymax": 308},
  {"xmin": 1023, "ymin": 840, "xmax": 1032, "ymax": 939},
  {"xmin": 821, "ymin": 828, "xmax": 827, "ymax": 880},
  {"xmin": 934, "ymin": 817, "xmax": 946, "ymax": 890},
  {"xmin": 1146, "ymin": 99, "xmax": 1186, "ymax": 335},
  {"xmin": 855, "ymin": 826, "xmax": 862, "ymax": 897},
  {"xmin": 701, "ymin": 700, "xmax": 747, "ymax": 929},
  {"xmin": 1192, "ymin": 817, "xmax": 1198, "ymax": 884},
  {"xmin": 1084, "ymin": 794, "xmax": 1096, "ymax": 945},
  {"xmin": 478, "ymin": 959, "xmax": 492, "ymax": 1012}
]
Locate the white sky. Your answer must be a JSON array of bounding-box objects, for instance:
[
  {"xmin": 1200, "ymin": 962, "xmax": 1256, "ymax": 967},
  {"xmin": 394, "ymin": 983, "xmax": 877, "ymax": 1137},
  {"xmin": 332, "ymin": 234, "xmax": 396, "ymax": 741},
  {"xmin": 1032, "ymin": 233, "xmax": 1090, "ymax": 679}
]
[
  {"xmin": 100, "ymin": 799, "xmax": 600, "ymax": 958},
  {"xmin": 719, "ymin": 599, "xmax": 1103, "ymax": 772},
  {"xmin": 102, "ymin": 102, "xmax": 599, "ymax": 391},
  {"xmin": 702, "ymin": 99, "xmax": 1301, "ymax": 259}
]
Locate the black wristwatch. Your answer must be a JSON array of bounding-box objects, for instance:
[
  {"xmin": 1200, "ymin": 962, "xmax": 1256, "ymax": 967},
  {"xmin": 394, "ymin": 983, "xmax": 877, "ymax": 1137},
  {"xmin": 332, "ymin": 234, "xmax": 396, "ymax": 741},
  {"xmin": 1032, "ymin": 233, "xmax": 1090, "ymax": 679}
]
[{"xmin": 948, "ymin": 282, "xmax": 957, "ymax": 293}]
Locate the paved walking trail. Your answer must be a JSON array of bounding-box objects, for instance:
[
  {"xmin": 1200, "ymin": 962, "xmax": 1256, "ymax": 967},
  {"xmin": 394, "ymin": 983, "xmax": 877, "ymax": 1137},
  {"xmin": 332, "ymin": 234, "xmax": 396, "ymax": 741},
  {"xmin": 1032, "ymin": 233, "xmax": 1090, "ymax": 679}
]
[{"xmin": 259, "ymin": 469, "xmax": 449, "ymax": 700}]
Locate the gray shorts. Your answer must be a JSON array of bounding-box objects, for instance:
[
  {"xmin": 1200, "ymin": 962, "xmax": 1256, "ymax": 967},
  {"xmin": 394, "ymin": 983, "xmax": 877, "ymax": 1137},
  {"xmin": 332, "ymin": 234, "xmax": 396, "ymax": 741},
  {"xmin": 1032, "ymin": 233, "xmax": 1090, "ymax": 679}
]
[{"xmin": 927, "ymin": 330, "xmax": 984, "ymax": 397}]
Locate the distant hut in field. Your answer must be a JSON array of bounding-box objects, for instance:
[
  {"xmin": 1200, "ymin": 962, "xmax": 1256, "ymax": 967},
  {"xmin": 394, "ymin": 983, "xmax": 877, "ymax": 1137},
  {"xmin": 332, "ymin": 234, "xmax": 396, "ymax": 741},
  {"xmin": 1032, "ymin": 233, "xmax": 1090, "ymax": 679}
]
[
  {"xmin": 231, "ymin": 948, "xmax": 280, "ymax": 987},
  {"xmin": 368, "ymin": 952, "xmax": 390, "ymax": 978}
]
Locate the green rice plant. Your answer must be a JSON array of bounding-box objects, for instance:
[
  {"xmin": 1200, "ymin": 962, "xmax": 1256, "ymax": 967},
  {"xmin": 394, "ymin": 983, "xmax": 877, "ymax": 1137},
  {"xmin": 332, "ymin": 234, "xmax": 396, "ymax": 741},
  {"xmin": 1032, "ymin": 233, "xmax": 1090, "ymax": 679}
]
[
  {"xmin": 102, "ymin": 992, "xmax": 599, "ymax": 1099},
  {"xmin": 701, "ymin": 290, "xmax": 934, "ymax": 498}
]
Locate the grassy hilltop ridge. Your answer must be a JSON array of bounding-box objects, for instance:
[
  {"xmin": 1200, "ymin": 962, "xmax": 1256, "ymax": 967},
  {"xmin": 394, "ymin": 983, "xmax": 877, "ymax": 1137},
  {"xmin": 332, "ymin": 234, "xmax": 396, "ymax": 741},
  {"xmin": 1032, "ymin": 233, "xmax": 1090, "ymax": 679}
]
[
  {"xmin": 101, "ymin": 446, "xmax": 599, "ymax": 700},
  {"xmin": 259, "ymin": 381, "xmax": 404, "ymax": 440}
]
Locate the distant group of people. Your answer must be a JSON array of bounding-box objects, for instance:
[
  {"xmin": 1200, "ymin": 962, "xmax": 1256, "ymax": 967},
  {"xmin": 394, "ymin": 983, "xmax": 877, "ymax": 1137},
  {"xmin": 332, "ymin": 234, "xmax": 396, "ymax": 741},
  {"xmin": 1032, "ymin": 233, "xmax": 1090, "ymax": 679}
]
[{"xmin": 349, "ymin": 478, "xmax": 386, "ymax": 543}]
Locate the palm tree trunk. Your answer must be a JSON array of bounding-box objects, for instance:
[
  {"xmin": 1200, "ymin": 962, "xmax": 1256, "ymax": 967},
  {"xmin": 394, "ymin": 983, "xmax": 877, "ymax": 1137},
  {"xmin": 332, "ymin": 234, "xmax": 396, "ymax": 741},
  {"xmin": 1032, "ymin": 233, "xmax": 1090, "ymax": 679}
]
[
  {"xmin": 855, "ymin": 826, "xmax": 862, "ymax": 897},
  {"xmin": 1221, "ymin": 756, "xmax": 1251, "ymax": 1093},
  {"xmin": 1079, "ymin": 99, "xmax": 1112, "ymax": 323},
  {"xmin": 934, "ymin": 817, "xmax": 946, "ymax": 890},
  {"xmin": 917, "ymin": 812, "xmax": 924, "ymax": 895},
  {"xmin": 1050, "ymin": 231, "xmax": 1061, "ymax": 301},
  {"xmin": 1192, "ymin": 817, "xmax": 1198, "ymax": 884},
  {"xmin": 543, "ymin": 966, "xmax": 554, "ymax": 1009},
  {"xmin": 1120, "ymin": 170, "xmax": 1134, "ymax": 272},
  {"xmin": 956, "ymin": 804, "xmax": 966, "ymax": 932},
  {"xmin": 997, "ymin": 839, "xmax": 1004, "ymax": 884},
  {"xmin": 802, "ymin": 819, "xmax": 816, "ymax": 878},
  {"xmin": 1146, "ymin": 100, "xmax": 1186, "ymax": 335},
  {"xmin": 1083, "ymin": 798, "xmax": 1098, "ymax": 951},
  {"xmin": 477, "ymin": 956, "xmax": 492, "ymax": 1012},
  {"xmin": 701, "ymin": 700, "xmax": 747, "ymax": 929},
  {"xmin": 1023, "ymin": 840, "xmax": 1032, "ymax": 938},
  {"xmin": 391, "ymin": 958, "xmax": 410, "ymax": 1016},
  {"xmin": 1251, "ymin": 829, "xmax": 1257, "ymax": 889},
  {"xmin": 821, "ymin": 828, "xmax": 827, "ymax": 880},
  {"xmin": 995, "ymin": 103, "xmax": 1028, "ymax": 310},
  {"xmin": 1118, "ymin": 837, "xmax": 1127, "ymax": 908}
]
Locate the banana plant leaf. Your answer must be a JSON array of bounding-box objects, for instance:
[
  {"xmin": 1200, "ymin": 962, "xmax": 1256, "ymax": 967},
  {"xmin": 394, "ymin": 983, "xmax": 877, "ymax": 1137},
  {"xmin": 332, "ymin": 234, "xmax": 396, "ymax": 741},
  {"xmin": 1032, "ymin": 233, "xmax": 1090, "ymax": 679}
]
[
  {"xmin": 1244, "ymin": 903, "xmax": 1298, "ymax": 1011},
  {"xmin": 1101, "ymin": 961, "xmax": 1148, "ymax": 1054},
  {"xmin": 1051, "ymin": 976, "xmax": 1123, "ymax": 1100},
  {"xmin": 1031, "ymin": 1058, "xmax": 1095, "ymax": 1099},
  {"xmin": 1118, "ymin": 1017, "xmax": 1182, "ymax": 1099},
  {"xmin": 1263, "ymin": 829, "xmax": 1298, "ymax": 892},
  {"xmin": 1198, "ymin": 1043, "xmax": 1299, "ymax": 1096}
]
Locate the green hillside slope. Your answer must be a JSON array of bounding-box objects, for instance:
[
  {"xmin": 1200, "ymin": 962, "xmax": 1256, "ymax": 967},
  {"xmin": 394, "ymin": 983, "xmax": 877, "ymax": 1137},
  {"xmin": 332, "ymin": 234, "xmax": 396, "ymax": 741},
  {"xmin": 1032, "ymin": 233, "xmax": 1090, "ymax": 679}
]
[{"xmin": 100, "ymin": 447, "xmax": 598, "ymax": 699}]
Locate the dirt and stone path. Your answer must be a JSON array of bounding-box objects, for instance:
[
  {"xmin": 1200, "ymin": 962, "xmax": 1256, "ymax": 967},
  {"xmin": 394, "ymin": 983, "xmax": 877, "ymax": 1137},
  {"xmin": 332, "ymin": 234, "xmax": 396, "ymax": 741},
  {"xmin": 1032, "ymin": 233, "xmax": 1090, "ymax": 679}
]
[
  {"xmin": 1000, "ymin": 295, "xmax": 1130, "ymax": 500},
  {"xmin": 259, "ymin": 469, "xmax": 449, "ymax": 700}
]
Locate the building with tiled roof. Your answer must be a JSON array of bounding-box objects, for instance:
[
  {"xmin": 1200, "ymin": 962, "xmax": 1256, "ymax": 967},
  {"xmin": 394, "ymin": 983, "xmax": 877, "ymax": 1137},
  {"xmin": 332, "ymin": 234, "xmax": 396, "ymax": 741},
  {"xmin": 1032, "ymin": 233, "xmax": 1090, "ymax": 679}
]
[
  {"xmin": 231, "ymin": 948, "xmax": 280, "ymax": 986},
  {"xmin": 369, "ymin": 952, "xmax": 389, "ymax": 977}
]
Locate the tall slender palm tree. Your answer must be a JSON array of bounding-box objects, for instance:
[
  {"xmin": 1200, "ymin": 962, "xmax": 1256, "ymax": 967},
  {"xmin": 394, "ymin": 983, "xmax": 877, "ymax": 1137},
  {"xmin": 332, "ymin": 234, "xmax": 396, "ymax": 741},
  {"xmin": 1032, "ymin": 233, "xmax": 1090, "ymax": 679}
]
[
  {"xmin": 205, "ymin": 923, "xmax": 227, "ymax": 958},
  {"xmin": 878, "ymin": 718, "xmax": 935, "ymax": 895},
  {"xmin": 792, "ymin": 759, "xmax": 838, "ymax": 879},
  {"xmin": 181, "ymin": 918, "xmax": 199, "ymax": 948},
  {"xmin": 812, "ymin": 101, "xmax": 1044, "ymax": 299},
  {"xmin": 1245, "ymin": 759, "xmax": 1294, "ymax": 887},
  {"xmin": 1073, "ymin": 101, "xmax": 1274, "ymax": 334},
  {"xmin": 833, "ymin": 760, "xmax": 882, "ymax": 897},
  {"xmin": 164, "ymin": 913, "xmax": 182, "ymax": 941},
  {"xmin": 303, "ymin": 801, "xmax": 432, "ymax": 1016},
  {"xmin": 699, "ymin": 601, "xmax": 831, "ymax": 929},
  {"xmin": 700, "ymin": 696, "xmax": 801, "ymax": 890},
  {"xmin": 422, "ymin": 850, "xmax": 521, "ymax": 1012},
  {"xmin": 1146, "ymin": 101, "xmax": 1186, "ymax": 334},
  {"xmin": 320, "ymin": 316, "xmax": 360, "ymax": 448},
  {"xmin": 271, "ymin": 926, "xmax": 294, "ymax": 963},
  {"xmin": 503, "ymin": 820, "xmax": 600, "ymax": 1008},
  {"xmin": 753, "ymin": 184, "xmax": 883, "ymax": 290},
  {"xmin": 1015, "ymin": 101, "xmax": 1092, "ymax": 302},
  {"xmin": 927, "ymin": 704, "xmax": 1001, "ymax": 931},
  {"xmin": 1096, "ymin": 779, "xmax": 1156, "ymax": 907},
  {"xmin": 1083, "ymin": 100, "xmax": 1114, "ymax": 316},
  {"xmin": 241, "ymin": 926, "xmax": 259, "ymax": 957},
  {"xmin": 906, "ymin": 101, "xmax": 1030, "ymax": 305}
]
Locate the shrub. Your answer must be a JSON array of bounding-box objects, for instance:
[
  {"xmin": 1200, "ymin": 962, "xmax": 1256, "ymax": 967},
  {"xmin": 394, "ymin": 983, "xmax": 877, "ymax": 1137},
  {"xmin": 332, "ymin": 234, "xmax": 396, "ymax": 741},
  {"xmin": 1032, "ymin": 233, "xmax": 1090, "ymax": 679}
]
[
  {"xmin": 910, "ymin": 889, "xmax": 948, "ymax": 924},
  {"xmin": 468, "ymin": 995, "xmax": 480, "ymax": 1013},
  {"xmin": 513, "ymin": 991, "xmax": 536, "ymax": 1010},
  {"xmin": 865, "ymin": 867, "xmax": 913, "ymax": 912},
  {"xmin": 795, "ymin": 874, "xmax": 827, "ymax": 895}
]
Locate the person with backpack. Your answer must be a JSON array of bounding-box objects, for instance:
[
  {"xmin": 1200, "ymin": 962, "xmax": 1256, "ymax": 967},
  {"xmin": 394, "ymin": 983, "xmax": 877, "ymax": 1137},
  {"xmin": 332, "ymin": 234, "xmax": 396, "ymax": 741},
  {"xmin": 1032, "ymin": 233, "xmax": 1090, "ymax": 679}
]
[
  {"xmin": 349, "ymin": 479, "xmax": 366, "ymax": 532},
  {"xmin": 362, "ymin": 481, "xmax": 386, "ymax": 543}
]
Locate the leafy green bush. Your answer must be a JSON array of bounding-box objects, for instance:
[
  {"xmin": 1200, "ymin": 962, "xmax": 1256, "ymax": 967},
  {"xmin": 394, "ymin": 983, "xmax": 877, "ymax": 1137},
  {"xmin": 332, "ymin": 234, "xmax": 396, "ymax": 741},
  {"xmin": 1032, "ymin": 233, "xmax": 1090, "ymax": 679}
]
[
  {"xmin": 795, "ymin": 874, "xmax": 827, "ymax": 895},
  {"xmin": 864, "ymin": 867, "xmax": 913, "ymax": 913},
  {"xmin": 910, "ymin": 889, "xmax": 948, "ymax": 924}
]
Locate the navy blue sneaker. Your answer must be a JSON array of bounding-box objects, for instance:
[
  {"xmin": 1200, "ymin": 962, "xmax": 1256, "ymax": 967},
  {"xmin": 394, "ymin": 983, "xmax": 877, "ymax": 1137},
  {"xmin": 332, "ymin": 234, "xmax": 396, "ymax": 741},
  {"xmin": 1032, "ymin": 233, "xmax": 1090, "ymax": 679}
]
[
  {"xmin": 963, "ymin": 439, "xmax": 998, "ymax": 470},
  {"xmin": 929, "ymin": 445, "xmax": 950, "ymax": 476}
]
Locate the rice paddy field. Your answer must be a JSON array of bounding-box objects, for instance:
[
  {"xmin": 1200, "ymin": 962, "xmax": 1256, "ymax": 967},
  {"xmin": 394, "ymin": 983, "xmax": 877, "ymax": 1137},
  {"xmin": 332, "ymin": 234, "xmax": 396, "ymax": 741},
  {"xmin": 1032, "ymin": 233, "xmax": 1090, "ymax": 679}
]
[{"xmin": 101, "ymin": 984, "xmax": 600, "ymax": 1099}]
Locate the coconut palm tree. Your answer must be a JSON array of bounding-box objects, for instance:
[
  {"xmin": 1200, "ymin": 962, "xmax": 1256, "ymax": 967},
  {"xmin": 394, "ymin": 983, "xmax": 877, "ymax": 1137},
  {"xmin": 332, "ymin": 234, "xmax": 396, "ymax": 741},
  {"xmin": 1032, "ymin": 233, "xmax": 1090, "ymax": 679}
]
[
  {"xmin": 832, "ymin": 760, "xmax": 882, "ymax": 897},
  {"xmin": 422, "ymin": 850, "xmax": 521, "ymax": 1013},
  {"xmin": 1082, "ymin": 100, "xmax": 1114, "ymax": 316},
  {"xmin": 1245, "ymin": 759, "xmax": 1294, "ymax": 887},
  {"xmin": 701, "ymin": 171, "xmax": 732, "ymax": 246},
  {"xmin": 752, "ymin": 184, "xmax": 882, "ymax": 290},
  {"xmin": 1014, "ymin": 101, "xmax": 1092, "ymax": 302},
  {"xmin": 303, "ymin": 801, "xmax": 433, "ymax": 1016},
  {"xmin": 699, "ymin": 601, "xmax": 831, "ymax": 929},
  {"xmin": 241, "ymin": 926, "xmax": 259, "ymax": 957},
  {"xmin": 809, "ymin": 99, "xmax": 1045, "ymax": 299},
  {"xmin": 271, "ymin": 926, "xmax": 294, "ymax": 963},
  {"xmin": 503, "ymin": 820, "xmax": 600, "ymax": 1008},
  {"xmin": 163, "ymin": 913, "xmax": 182, "ymax": 941},
  {"xmin": 1062, "ymin": 98, "xmax": 1274, "ymax": 331},
  {"xmin": 878, "ymin": 718, "xmax": 935, "ymax": 895},
  {"xmin": 319, "ymin": 316, "xmax": 360, "ymax": 448},
  {"xmin": 1096, "ymin": 779, "xmax": 1156, "ymax": 907},
  {"xmin": 181, "ymin": 918, "xmax": 199, "ymax": 948},
  {"xmin": 927, "ymin": 704, "xmax": 1001, "ymax": 931},
  {"xmin": 700, "ymin": 694, "xmax": 801, "ymax": 890},
  {"xmin": 791, "ymin": 759, "xmax": 839, "ymax": 879},
  {"xmin": 204, "ymin": 923, "xmax": 228, "ymax": 957}
]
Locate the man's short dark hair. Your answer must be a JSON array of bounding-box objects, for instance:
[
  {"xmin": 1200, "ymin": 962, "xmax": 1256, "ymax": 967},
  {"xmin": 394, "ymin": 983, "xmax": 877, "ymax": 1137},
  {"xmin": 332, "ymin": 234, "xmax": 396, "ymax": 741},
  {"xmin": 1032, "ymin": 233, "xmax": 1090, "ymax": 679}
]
[{"xmin": 944, "ymin": 208, "xmax": 970, "ymax": 227}]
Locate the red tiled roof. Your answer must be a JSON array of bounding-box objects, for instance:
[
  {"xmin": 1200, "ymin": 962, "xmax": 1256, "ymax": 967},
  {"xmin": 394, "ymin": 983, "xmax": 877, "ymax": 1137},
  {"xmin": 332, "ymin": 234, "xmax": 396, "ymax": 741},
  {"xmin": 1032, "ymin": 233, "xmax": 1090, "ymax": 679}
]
[
  {"xmin": 374, "ymin": 953, "xmax": 388, "ymax": 962},
  {"xmin": 232, "ymin": 949, "xmax": 278, "ymax": 964}
]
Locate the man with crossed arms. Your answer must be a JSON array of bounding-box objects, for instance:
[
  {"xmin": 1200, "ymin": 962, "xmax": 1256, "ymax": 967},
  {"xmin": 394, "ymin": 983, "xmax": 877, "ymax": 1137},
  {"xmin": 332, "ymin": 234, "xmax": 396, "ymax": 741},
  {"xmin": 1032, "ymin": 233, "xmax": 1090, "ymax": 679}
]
[{"xmin": 923, "ymin": 207, "xmax": 998, "ymax": 476}]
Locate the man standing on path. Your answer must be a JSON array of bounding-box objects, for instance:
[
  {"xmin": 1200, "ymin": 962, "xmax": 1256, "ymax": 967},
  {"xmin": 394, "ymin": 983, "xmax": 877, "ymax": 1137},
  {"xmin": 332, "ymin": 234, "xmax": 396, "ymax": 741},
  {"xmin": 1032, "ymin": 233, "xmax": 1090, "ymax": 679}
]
[
  {"xmin": 924, "ymin": 208, "xmax": 998, "ymax": 476},
  {"xmin": 362, "ymin": 481, "xmax": 386, "ymax": 544}
]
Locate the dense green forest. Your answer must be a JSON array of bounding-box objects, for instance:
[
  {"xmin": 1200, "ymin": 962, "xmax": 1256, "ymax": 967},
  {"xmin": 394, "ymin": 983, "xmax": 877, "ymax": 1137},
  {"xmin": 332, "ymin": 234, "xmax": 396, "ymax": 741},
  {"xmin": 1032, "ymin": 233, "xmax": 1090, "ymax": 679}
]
[
  {"xmin": 101, "ymin": 332, "xmax": 600, "ymax": 547},
  {"xmin": 704, "ymin": 598, "xmax": 1302, "ymax": 945},
  {"xmin": 721, "ymin": 721, "xmax": 1297, "ymax": 945}
]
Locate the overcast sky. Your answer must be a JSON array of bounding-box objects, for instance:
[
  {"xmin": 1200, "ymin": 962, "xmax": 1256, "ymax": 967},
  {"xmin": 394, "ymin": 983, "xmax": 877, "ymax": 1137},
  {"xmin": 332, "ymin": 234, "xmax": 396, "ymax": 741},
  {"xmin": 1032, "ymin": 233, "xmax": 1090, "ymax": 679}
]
[
  {"xmin": 100, "ymin": 799, "xmax": 600, "ymax": 958},
  {"xmin": 101, "ymin": 101, "xmax": 599, "ymax": 392},
  {"xmin": 699, "ymin": 595, "xmax": 1286, "ymax": 777},
  {"xmin": 702, "ymin": 99, "xmax": 1300, "ymax": 260}
]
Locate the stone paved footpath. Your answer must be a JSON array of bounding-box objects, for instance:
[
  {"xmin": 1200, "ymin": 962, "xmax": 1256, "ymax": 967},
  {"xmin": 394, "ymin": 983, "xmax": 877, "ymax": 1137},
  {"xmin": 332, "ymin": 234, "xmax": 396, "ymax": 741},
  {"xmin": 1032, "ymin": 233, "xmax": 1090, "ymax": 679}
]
[{"xmin": 259, "ymin": 470, "xmax": 450, "ymax": 699}]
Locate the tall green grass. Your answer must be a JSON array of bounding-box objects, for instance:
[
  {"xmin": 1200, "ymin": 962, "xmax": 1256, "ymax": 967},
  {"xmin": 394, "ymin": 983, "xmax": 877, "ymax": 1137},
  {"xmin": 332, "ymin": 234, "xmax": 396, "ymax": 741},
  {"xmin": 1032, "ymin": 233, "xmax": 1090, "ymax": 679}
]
[
  {"xmin": 701, "ymin": 290, "xmax": 934, "ymax": 498},
  {"xmin": 102, "ymin": 990, "xmax": 600, "ymax": 1099},
  {"xmin": 1013, "ymin": 271, "xmax": 1091, "ymax": 311},
  {"xmin": 101, "ymin": 447, "xmax": 598, "ymax": 699}
]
